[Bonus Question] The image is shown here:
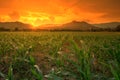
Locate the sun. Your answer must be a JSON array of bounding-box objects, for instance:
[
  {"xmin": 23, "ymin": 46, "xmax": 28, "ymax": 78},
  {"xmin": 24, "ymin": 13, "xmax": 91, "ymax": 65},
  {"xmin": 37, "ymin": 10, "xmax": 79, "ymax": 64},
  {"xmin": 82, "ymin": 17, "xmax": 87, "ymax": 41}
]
[{"xmin": 20, "ymin": 13, "xmax": 53, "ymax": 29}]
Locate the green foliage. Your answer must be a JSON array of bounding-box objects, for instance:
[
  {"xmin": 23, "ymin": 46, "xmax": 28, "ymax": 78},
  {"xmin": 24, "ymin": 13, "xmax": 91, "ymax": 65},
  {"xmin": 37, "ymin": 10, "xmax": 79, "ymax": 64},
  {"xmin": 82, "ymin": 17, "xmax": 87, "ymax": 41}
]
[
  {"xmin": 0, "ymin": 65, "xmax": 14, "ymax": 80},
  {"xmin": 31, "ymin": 65, "xmax": 43, "ymax": 80},
  {"xmin": 0, "ymin": 32, "xmax": 120, "ymax": 80},
  {"xmin": 63, "ymin": 39, "xmax": 92, "ymax": 80},
  {"xmin": 7, "ymin": 65, "xmax": 14, "ymax": 80}
]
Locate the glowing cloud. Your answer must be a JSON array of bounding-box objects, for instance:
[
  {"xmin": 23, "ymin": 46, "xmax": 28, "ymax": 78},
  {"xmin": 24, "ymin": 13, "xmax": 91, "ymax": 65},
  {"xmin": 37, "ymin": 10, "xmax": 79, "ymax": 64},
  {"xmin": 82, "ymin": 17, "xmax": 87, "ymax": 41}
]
[{"xmin": 0, "ymin": 0, "xmax": 120, "ymax": 26}]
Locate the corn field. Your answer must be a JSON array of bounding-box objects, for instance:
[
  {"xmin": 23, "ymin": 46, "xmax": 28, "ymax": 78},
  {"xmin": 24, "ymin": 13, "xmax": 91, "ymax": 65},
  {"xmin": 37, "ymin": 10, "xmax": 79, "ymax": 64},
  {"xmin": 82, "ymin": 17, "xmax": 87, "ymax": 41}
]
[{"xmin": 0, "ymin": 32, "xmax": 120, "ymax": 80}]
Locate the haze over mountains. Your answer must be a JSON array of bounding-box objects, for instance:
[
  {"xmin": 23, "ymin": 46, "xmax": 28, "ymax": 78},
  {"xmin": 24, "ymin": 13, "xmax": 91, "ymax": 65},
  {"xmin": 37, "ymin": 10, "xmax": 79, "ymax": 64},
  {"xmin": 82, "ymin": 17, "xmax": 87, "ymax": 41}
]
[
  {"xmin": 0, "ymin": 21, "xmax": 32, "ymax": 30},
  {"xmin": 38, "ymin": 21, "xmax": 98, "ymax": 31},
  {"xmin": 94, "ymin": 22, "xmax": 120, "ymax": 29},
  {"xmin": 58, "ymin": 21, "xmax": 98, "ymax": 30},
  {"xmin": 0, "ymin": 21, "xmax": 120, "ymax": 31}
]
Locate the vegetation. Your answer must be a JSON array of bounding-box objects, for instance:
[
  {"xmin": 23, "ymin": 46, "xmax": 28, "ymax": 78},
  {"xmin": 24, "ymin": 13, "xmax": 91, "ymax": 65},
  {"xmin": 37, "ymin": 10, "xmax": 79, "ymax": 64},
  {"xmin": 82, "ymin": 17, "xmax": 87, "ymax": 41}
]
[
  {"xmin": 116, "ymin": 25, "xmax": 120, "ymax": 31},
  {"xmin": 0, "ymin": 21, "xmax": 120, "ymax": 32},
  {"xmin": 0, "ymin": 32, "xmax": 120, "ymax": 80}
]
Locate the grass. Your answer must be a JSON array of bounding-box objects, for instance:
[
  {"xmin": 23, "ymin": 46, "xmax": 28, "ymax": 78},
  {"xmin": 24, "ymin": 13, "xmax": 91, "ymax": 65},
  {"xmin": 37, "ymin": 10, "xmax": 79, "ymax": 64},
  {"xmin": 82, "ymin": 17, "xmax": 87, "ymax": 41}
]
[{"xmin": 0, "ymin": 32, "xmax": 120, "ymax": 80}]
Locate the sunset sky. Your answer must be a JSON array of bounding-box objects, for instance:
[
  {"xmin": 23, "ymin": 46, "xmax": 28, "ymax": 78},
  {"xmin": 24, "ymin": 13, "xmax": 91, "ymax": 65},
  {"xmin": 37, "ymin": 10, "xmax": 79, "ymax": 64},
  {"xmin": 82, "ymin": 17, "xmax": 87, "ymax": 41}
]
[{"xmin": 0, "ymin": 0, "xmax": 120, "ymax": 26}]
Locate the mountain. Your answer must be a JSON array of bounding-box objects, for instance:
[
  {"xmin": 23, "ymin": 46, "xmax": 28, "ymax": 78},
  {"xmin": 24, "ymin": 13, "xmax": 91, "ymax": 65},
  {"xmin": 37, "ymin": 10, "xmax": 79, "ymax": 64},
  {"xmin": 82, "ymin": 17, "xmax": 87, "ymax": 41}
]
[
  {"xmin": 60, "ymin": 21, "xmax": 98, "ymax": 30},
  {"xmin": 94, "ymin": 22, "xmax": 120, "ymax": 29},
  {"xmin": 0, "ymin": 21, "xmax": 32, "ymax": 30},
  {"xmin": 2, "ymin": 21, "xmax": 120, "ymax": 31},
  {"xmin": 38, "ymin": 20, "xmax": 98, "ymax": 31}
]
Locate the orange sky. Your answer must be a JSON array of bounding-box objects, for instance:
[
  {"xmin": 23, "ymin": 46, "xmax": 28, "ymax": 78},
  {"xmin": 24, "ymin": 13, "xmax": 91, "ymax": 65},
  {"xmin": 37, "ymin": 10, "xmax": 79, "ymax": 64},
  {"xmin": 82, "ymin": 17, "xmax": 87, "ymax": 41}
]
[{"xmin": 0, "ymin": 0, "xmax": 120, "ymax": 26}]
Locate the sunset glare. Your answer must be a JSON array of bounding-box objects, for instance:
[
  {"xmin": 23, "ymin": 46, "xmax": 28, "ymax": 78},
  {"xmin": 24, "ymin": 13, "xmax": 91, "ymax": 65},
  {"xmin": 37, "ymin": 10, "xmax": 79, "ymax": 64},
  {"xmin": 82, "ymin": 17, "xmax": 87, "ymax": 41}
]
[{"xmin": 0, "ymin": 0, "xmax": 120, "ymax": 26}]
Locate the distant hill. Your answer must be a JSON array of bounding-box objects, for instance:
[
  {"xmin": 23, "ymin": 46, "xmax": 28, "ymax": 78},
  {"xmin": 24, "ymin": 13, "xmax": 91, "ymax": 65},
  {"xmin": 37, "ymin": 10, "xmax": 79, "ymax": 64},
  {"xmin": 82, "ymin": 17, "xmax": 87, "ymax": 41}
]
[
  {"xmin": 39, "ymin": 21, "xmax": 99, "ymax": 31},
  {"xmin": 94, "ymin": 22, "xmax": 120, "ymax": 29},
  {"xmin": 0, "ymin": 21, "xmax": 120, "ymax": 31},
  {"xmin": 60, "ymin": 21, "xmax": 98, "ymax": 30},
  {"xmin": 0, "ymin": 21, "xmax": 32, "ymax": 30}
]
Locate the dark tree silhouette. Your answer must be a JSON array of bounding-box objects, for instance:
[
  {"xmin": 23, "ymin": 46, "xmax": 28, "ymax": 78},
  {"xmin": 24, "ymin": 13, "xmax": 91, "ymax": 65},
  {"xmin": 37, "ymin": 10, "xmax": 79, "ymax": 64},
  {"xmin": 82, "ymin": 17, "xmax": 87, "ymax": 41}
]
[
  {"xmin": 14, "ymin": 27, "xmax": 19, "ymax": 31},
  {"xmin": 0, "ymin": 27, "xmax": 10, "ymax": 31},
  {"xmin": 116, "ymin": 25, "xmax": 120, "ymax": 31}
]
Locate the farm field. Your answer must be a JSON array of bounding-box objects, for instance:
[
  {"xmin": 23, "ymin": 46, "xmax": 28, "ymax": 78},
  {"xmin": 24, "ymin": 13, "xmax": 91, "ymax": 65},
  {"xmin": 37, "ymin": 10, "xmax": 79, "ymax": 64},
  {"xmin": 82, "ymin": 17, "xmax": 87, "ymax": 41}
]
[{"xmin": 0, "ymin": 32, "xmax": 120, "ymax": 80}]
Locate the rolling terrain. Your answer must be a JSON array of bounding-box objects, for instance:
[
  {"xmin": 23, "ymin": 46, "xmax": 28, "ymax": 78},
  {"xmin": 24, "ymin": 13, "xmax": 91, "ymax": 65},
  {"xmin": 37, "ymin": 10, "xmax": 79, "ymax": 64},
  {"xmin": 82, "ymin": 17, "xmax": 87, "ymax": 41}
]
[{"xmin": 0, "ymin": 21, "xmax": 120, "ymax": 31}]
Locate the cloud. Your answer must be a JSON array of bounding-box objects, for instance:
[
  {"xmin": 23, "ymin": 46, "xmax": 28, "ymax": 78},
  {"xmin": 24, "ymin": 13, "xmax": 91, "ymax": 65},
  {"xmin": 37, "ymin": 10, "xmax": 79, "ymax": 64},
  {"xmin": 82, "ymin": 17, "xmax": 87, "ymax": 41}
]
[
  {"xmin": 0, "ymin": 0, "xmax": 14, "ymax": 8},
  {"xmin": 74, "ymin": 0, "xmax": 120, "ymax": 16},
  {"xmin": 99, "ymin": 12, "xmax": 120, "ymax": 22},
  {"xmin": 9, "ymin": 11, "xmax": 20, "ymax": 21},
  {"xmin": 0, "ymin": 17, "xmax": 2, "ymax": 22},
  {"xmin": 0, "ymin": 0, "xmax": 120, "ymax": 24}
]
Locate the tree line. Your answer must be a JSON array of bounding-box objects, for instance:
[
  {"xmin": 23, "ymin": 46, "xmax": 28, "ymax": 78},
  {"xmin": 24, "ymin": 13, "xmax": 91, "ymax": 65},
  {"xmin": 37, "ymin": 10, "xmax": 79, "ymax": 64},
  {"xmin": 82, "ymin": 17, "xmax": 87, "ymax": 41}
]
[{"xmin": 0, "ymin": 25, "xmax": 120, "ymax": 32}]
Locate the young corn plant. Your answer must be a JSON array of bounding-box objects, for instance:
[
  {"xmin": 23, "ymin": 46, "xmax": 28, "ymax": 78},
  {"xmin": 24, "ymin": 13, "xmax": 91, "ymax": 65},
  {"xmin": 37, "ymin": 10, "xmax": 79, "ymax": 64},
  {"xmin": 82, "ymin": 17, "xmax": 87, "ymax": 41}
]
[
  {"xmin": 7, "ymin": 65, "xmax": 14, "ymax": 80},
  {"xmin": 110, "ymin": 61, "xmax": 120, "ymax": 80},
  {"xmin": 108, "ymin": 42, "xmax": 120, "ymax": 80},
  {"xmin": 29, "ymin": 55, "xmax": 43, "ymax": 80},
  {"xmin": 64, "ymin": 39, "xmax": 92, "ymax": 80},
  {"xmin": 0, "ymin": 65, "xmax": 14, "ymax": 80},
  {"xmin": 44, "ymin": 68, "xmax": 63, "ymax": 80},
  {"xmin": 31, "ymin": 66, "xmax": 43, "ymax": 80}
]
